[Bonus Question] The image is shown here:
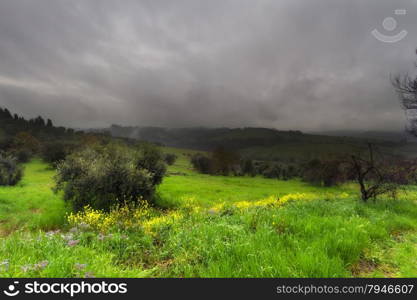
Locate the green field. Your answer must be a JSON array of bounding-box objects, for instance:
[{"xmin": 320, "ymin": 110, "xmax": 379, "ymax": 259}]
[
  {"xmin": 0, "ymin": 150, "xmax": 416, "ymax": 278},
  {"xmin": 0, "ymin": 160, "xmax": 68, "ymax": 234}
]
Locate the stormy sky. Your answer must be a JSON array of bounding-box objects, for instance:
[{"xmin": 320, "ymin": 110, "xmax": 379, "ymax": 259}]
[{"xmin": 0, "ymin": 0, "xmax": 416, "ymax": 131}]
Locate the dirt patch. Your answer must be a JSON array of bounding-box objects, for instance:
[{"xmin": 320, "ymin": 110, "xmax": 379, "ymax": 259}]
[
  {"xmin": 350, "ymin": 259, "xmax": 379, "ymax": 276},
  {"xmin": 0, "ymin": 220, "xmax": 9, "ymax": 237},
  {"xmin": 155, "ymin": 258, "xmax": 175, "ymax": 270},
  {"xmin": 0, "ymin": 226, "xmax": 13, "ymax": 237},
  {"xmin": 30, "ymin": 208, "xmax": 43, "ymax": 214},
  {"xmin": 351, "ymin": 259, "xmax": 397, "ymax": 277},
  {"xmin": 390, "ymin": 230, "xmax": 407, "ymax": 242}
]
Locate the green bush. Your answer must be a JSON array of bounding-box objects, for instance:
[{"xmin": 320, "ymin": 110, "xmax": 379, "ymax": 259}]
[
  {"xmin": 302, "ymin": 159, "xmax": 347, "ymax": 187},
  {"xmin": 136, "ymin": 143, "xmax": 166, "ymax": 186},
  {"xmin": 211, "ymin": 147, "xmax": 240, "ymax": 176},
  {"xmin": 0, "ymin": 153, "xmax": 23, "ymax": 186},
  {"xmin": 191, "ymin": 154, "xmax": 213, "ymax": 174},
  {"xmin": 41, "ymin": 142, "xmax": 76, "ymax": 166},
  {"xmin": 253, "ymin": 161, "xmax": 300, "ymax": 180},
  {"xmin": 54, "ymin": 143, "xmax": 166, "ymax": 211},
  {"xmin": 164, "ymin": 153, "xmax": 177, "ymax": 166},
  {"xmin": 262, "ymin": 164, "xmax": 282, "ymax": 179},
  {"xmin": 191, "ymin": 148, "xmax": 241, "ymax": 176},
  {"xmin": 11, "ymin": 149, "xmax": 32, "ymax": 163},
  {"xmin": 241, "ymin": 159, "xmax": 256, "ymax": 177}
]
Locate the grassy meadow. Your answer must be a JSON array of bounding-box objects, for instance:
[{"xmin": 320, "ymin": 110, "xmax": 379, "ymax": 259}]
[
  {"xmin": 0, "ymin": 148, "xmax": 416, "ymax": 278},
  {"xmin": 0, "ymin": 160, "xmax": 68, "ymax": 233}
]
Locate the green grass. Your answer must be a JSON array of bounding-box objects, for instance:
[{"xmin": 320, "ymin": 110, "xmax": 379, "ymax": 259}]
[
  {"xmin": 161, "ymin": 146, "xmax": 203, "ymax": 175},
  {"xmin": 158, "ymin": 175, "xmax": 352, "ymax": 208},
  {"xmin": 159, "ymin": 146, "xmax": 354, "ymax": 208},
  {"xmin": 0, "ymin": 152, "xmax": 416, "ymax": 278},
  {"xmin": 0, "ymin": 160, "xmax": 68, "ymax": 233}
]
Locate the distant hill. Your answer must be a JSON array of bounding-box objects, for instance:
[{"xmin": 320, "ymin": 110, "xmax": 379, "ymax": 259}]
[
  {"xmin": 313, "ymin": 130, "xmax": 408, "ymax": 143},
  {"xmin": 107, "ymin": 125, "xmax": 308, "ymax": 150},
  {"xmin": 3, "ymin": 106, "xmax": 416, "ymax": 162},
  {"xmin": 103, "ymin": 125, "xmax": 416, "ymax": 161}
]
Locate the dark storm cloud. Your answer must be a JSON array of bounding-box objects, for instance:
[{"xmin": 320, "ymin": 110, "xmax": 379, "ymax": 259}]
[{"xmin": 0, "ymin": 0, "xmax": 416, "ymax": 130}]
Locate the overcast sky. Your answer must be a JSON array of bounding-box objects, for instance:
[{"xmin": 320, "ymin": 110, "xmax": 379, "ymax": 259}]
[{"xmin": 0, "ymin": 0, "xmax": 416, "ymax": 131}]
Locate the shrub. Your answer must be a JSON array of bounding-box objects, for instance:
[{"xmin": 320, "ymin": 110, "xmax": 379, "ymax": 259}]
[
  {"xmin": 301, "ymin": 159, "xmax": 322, "ymax": 185},
  {"xmin": 262, "ymin": 164, "xmax": 282, "ymax": 179},
  {"xmin": 54, "ymin": 143, "xmax": 166, "ymax": 211},
  {"xmin": 136, "ymin": 143, "xmax": 166, "ymax": 186},
  {"xmin": 191, "ymin": 148, "xmax": 241, "ymax": 176},
  {"xmin": 211, "ymin": 147, "xmax": 240, "ymax": 175},
  {"xmin": 241, "ymin": 159, "xmax": 256, "ymax": 177},
  {"xmin": 11, "ymin": 149, "xmax": 32, "ymax": 163},
  {"xmin": 164, "ymin": 153, "xmax": 177, "ymax": 166},
  {"xmin": 0, "ymin": 153, "xmax": 23, "ymax": 186},
  {"xmin": 302, "ymin": 159, "xmax": 347, "ymax": 187},
  {"xmin": 12, "ymin": 132, "xmax": 41, "ymax": 154},
  {"xmin": 41, "ymin": 142, "xmax": 76, "ymax": 166},
  {"xmin": 253, "ymin": 161, "xmax": 269, "ymax": 175},
  {"xmin": 253, "ymin": 161, "xmax": 300, "ymax": 180},
  {"xmin": 191, "ymin": 154, "xmax": 213, "ymax": 174},
  {"xmin": 285, "ymin": 164, "xmax": 299, "ymax": 179}
]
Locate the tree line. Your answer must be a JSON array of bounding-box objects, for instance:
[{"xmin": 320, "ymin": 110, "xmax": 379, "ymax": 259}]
[{"xmin": 190, "ymin": 145, "xmax": 417, "ymax": 202}]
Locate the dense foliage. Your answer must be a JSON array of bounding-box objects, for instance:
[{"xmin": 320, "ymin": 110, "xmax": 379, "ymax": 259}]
[
  {"xmin": 191, "ymin": 150, "xmax": 301, "ymax": 180},
  {"xmin": 255, "ymin": 161, "xmax": 300, "ymax": 180},
  {"xmin": 0, "ymin": 107, "xmax": 109, "ymax": 165},
  {"xmin": 41, "ymin": 142, "xmax": 78, "ymax": 166},
  {"xmin": 164, "ymin": 153, "xmax": 177, "ymax": 165},
  {"xmin": 190, "ymin": 147, "xmax": 241, "ymax": 176},
  {"xmin": 10, "ymin": 149, "xmax": 32, "ymax": 163},
  {"xmin": 0, "ymin": 107, "xmax": 77, "ymax": 146},
  {"xmin": 302, "ymin": 159, "xmax": 348, "ymax": 187},
  {"xmin": 191, "ymin": 154, "xmax": 213, "ymax": 174},
  {"xmin": 0, "ymin": 152, "xmax": 23, "ymax": 186},
  {"xmin": 54, "ymin": 143, "xmax": 166, "ymax": 211}
]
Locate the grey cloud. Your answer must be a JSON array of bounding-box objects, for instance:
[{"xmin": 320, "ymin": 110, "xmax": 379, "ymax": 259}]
[{"xmin": 0, "ymin": 0, "xmax": 416, "ymax": 130}]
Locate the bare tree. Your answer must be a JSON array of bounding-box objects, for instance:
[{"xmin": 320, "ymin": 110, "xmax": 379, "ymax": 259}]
[
  {"xmin": 392, "ymin": 50, "xmax": 417, "ymax": 136},
  {"xmin": 350, "ymin": 144, "xmax": 385, "ymax": 201},
  {"xmin": 348, "ymin": 144, "xmax": 416, "ymax": 202}
]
